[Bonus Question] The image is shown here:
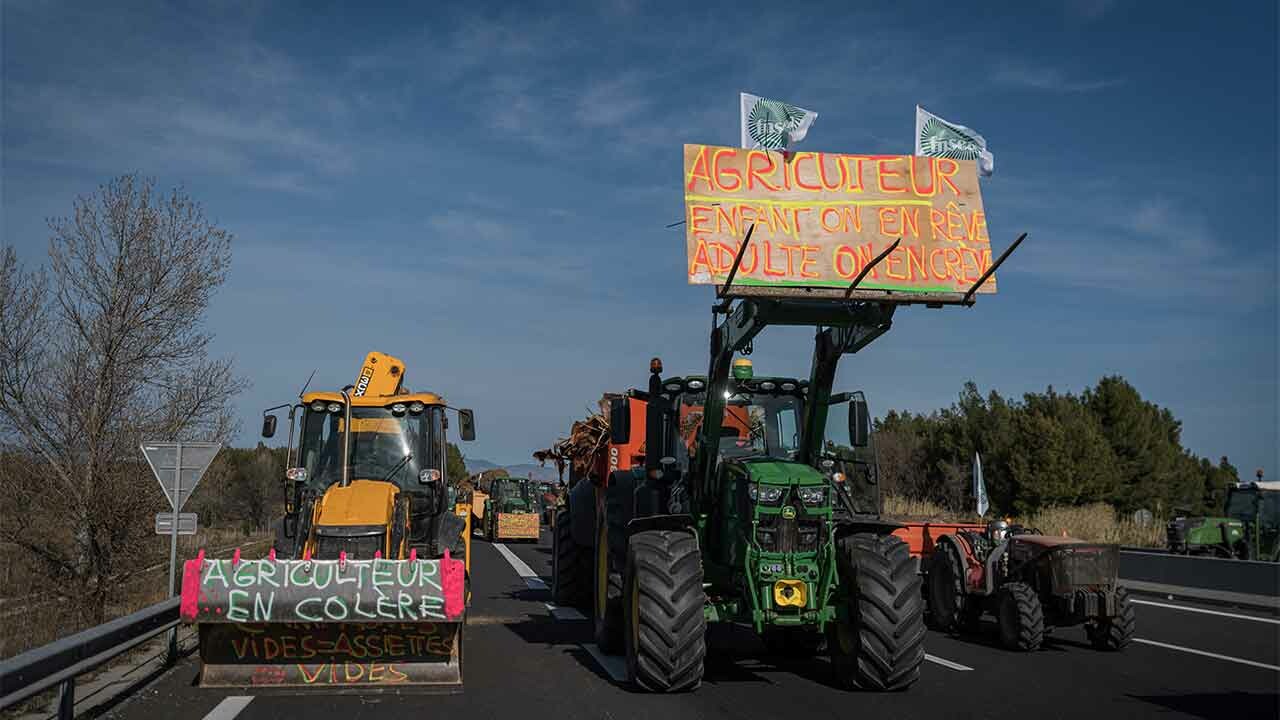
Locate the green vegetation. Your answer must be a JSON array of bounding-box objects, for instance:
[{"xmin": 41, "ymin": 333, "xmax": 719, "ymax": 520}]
[{"xmin": 876, "ymin": 376, "xmax": 1239, "ymax": 518}]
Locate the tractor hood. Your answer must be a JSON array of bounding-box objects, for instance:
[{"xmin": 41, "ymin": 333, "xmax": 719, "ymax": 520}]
[
  {"xmin": 314, "ymin": 479, "xmax": 398, "ymax": 527},
  {"xmin": 739, "ymin": 459, "xmax": 827, "ymax": 486}
]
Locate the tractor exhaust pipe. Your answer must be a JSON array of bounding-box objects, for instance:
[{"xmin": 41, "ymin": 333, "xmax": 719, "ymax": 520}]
[{"xmin": 341, "ymin": 385, "xmax": 354, "ymax": 487}]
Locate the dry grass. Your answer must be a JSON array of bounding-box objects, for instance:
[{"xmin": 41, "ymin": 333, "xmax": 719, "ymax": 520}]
[
  {"xmin": 0, "ymin": 529, "xmax": 271, "ymax": 660},
  {"xmin": 882, "ymin": 496, "xmax": 1165, "ymax": 548}
]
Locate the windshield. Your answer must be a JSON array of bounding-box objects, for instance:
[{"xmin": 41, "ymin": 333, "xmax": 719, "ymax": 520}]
[
  {"xmin": 494, "ymin": 478, "xmax": 530, "ymax": 502},
  {"xmin": 680, "ymin": 389, "xmax": 803, "ymax": 461},
  {"xmin": 297, "ymin": 404, "xmax": 445, "ymax": 490},
  {"xmin": 1226, "ymin": 489, "xmax": 1259, "ymax": 521}
]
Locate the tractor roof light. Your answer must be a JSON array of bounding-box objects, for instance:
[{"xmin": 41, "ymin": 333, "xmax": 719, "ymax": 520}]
[
  {"xmin": 759, "ymin": 381, "xmax": 776, "ymax": 391},
  {"xmin": 780, "ymin": 382, "xmax": 796, "ymax": 392},
  {"xmin": 326, "ymin": 403, "xmax": 341, "ymax": 413},
  {"xmin": 391, "ymin": 403, "xmax": 407, "ymax": 414},
  {"xmin": 664, "ymin": 382, "xmax": 683, "ymax": 392},
  {"xmin": 409, "ymin": 402, "xmax": 425, "ymax": 414},
  {"xmin": 310, "ymin": 400, "xmax": 326, "ymax": 412},
  {"xmin": 686, "ymin": 379, "xmax": 705, "ymax": 390}
]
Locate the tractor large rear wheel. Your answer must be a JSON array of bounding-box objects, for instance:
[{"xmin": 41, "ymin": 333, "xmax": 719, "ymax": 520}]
[
  {"xmin": 552, "ymin": 507, "xmax": 590, "ymax": 610},
  {"xmin": 997, "ymin": 582, "xmax": 1044, "ymax": 651},
  {"xmin": 593, "ymin": 510, "xmax": 623, "ymax": 653},
  {"xmin": 829, "ymin": 533, "xmax": 925, "ymax": 691},
  {"xmin": 1087, "ymin": 587, "xmax": 1135, "ymax": 651},
  {"xmin": 925, "ymin": 541, "xmax": 968, "ymax": 633},
  {"xmin": 623, "ymin": 530, "xmax": 706, "ymax": 692}
]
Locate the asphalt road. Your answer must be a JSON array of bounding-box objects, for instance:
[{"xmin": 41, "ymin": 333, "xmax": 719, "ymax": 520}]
[{"xmin": 104, "ymin": 531, "xmax": 1279, "ymax": 720}]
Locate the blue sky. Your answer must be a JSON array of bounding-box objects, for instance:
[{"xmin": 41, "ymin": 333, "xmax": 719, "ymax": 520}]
[{"xmin": 3, "ymin": 1, "xmax": 1276, "ymax": 474}]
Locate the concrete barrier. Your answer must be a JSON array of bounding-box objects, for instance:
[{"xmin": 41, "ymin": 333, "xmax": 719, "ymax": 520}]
[{"xmin": 1120, "ymin": 550, "xmax": 1278, "ymax": 610}]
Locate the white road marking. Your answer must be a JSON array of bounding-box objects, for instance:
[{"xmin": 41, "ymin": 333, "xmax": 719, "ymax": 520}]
[
  {"xmin": 1133, "ymin": 638, "xmax": 1280, "ymax": 672},
  {"xmin": 1130, "ymin": 598, "xmax": 1280, "ymax": 625},
  {"xmin": 545, "ymin": 602, "xmax": 587, "ymax": 621},
  {"xmin": 583, "ymin": 643, "xmax": 628, "ymax": 682},
  {"xmin": 493, "ymin": 543, "xmax": 539, "ymax": 577},
  {"xmin": 925, "ymin": 653, "xmax": 973, "ymax": 671},
  {"xmin": 202, "ymin": 696, "xmax": 254, "ymax": 720}
]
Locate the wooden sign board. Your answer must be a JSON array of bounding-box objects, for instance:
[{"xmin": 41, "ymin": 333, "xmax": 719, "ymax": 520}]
[{"xmin": 683, "ymin": 144, "xmax": 995, "ymax": 299}]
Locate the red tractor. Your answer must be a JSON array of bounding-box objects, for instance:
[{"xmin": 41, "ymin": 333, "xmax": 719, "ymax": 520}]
[{"xmin": 924, "ymin": 521, "xmax": 1135, "ymax": 651}]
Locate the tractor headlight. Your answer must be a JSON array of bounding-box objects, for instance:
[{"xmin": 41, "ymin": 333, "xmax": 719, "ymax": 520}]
[
  {"xmin": 419, "ymin": 469, "xmax": 441, "ymax": 484},
  {"xmin": 797, "ymin": 486, "xmax": 827, "ymax": 506},
  {"xmin": 392, "ymin": 403, "xmax": 406, "ymax": 414},
  {"xmin": 409, "ymin": 402, "xmax": 425, "ymax": 414},
  {"xmin": 780, "ymin": 382, "xmax": 796, "ymax": 391},
  {"xmin": 759, "ymin": 381, "xmax": 776, "ymax": 391},
  {"xmin": 310, "ymin": 400, "xmax": 326, "ymax": 412},
  {"xmin": 747, "ymin": 484, "xmax": 784, "ymax": 505},
  {"xmin": 326, "ymin": 403, "xmax": 341, "ymax": 413},
  {"xmin": 664, "ymin": 382, "xmax": 683, "ymax": 392},
  {"xmin": 686, "ymin": 379, "xmax": 705, "ymax": 390}
]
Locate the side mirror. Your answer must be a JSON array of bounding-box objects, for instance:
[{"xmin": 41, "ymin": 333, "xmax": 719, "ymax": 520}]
[
  {"xmin": 261, "ymin": 414, "xmax": 278, "ymax": 439},
  {"xmin": 609, "ymin": 397, "xmax": 631, "ymax": 445},
  {"xmin": 850, "ymin": 392, "xmax": 870, "ymax": 448},
  {"xmin": 458, "ymin": 409, "xmax": 476, "ymax": 441},
  {"xmin": 283, "ymin": 514, "xmax": 297, "ymax": 539}
]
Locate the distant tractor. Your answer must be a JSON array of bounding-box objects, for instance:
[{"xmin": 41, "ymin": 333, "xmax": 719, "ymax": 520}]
[
  {"xmin": 925, "ymin": 521, "xmax": 1135, "ymax": 651},
  {"xmin": 476, "ymin": 477, "xmax": 540, "ymax": 542},
  {"xmin": 1167, "ymin": 477, "xmax": 1280, "ymax": 561}
]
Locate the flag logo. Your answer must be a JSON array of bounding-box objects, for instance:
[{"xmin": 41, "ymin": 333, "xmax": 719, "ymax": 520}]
[
  {"xmin": 747, "ymin": 98, "xmax": 806, "ymax": 150},
  {"xmin": 918, "ymin": 117, "xmax": 984, "ymax": 161}
]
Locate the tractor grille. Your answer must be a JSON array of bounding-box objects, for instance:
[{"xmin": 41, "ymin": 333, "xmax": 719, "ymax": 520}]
[
  {"xmin": 314, "ymin": 530, "xmax": 384, "ymax": 560},
  {"xmin": 1048, "ymin": 545, "xmax": 1118, "ymax": 594},
  {"xmin": 756, "ymin": 514, "xmax": 824, "ymax": 553}
]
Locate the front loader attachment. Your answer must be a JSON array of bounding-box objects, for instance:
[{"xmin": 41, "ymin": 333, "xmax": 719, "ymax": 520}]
[{"xmin": 180, "ymin": 551, "xmax": 465, "ymax": 691}]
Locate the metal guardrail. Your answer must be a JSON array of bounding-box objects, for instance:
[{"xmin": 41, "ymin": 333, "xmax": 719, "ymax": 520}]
[
  {"xmin": 0, "ymin": 598, "xmax": 180, "ymax": 719},
  {"xmin": 1119, "ymin": 549, "xmax": 1279, "ymax": 607}
]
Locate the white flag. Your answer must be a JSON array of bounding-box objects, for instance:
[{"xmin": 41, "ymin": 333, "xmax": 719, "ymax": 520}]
[
  {"xmin": 915, "ymin": 105, "xmax": 994, "ymax": 177},
  {"xmin": 741, "ymin": 92, "xmax": 817, "ymax": 151},
  {"xmin": 974, "ymin": 451, "xmax": 989, "ymax": 517}
]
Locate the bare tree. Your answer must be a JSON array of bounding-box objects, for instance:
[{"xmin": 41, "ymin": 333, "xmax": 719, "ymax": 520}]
[{"xmin": 0, "ymin": 175, "xmax": 238, "ymax": 623}]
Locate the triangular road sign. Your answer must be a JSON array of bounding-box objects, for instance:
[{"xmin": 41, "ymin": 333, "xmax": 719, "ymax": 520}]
[{"xmin": 142, "ymin": 441, "xmax": 221, "ymax": 511}]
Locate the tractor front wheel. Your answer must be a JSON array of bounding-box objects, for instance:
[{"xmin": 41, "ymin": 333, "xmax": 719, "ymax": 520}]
[
  {"xmin": 1087, "ymin": 587, "xmax": 1135, "ymax": 651},
  {"xmin": 552, "ymin": 507, "xmax": 590, "ymax": 611},
  {"xmin": 829, "ymin": 533, "xmax": 925, "ymax": 691},
  {"xmin": 623, "ymin": 530, "xmax": 706, "ymax": 692},
  {"xmin": 997, "ymin": 582, "xmax": 1044, "ymax": 651}
]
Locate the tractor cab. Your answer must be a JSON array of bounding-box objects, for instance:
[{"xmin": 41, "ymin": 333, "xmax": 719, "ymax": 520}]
[
  {"xmin": 1224, "ymin": 481, "xmax": 1280, "ymax": 560},
  {"xmin": 489, "ymin": 476, "xmax": 534, "ymax": 513}
]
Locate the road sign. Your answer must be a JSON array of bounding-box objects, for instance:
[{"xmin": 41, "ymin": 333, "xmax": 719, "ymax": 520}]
[
  {"xmin": 141, "ymin": 441, "xmax": 221, "ymax": 511},
  {"xmin": 155, "ymin": 512, "xmax": 198, "ymax": 535}
]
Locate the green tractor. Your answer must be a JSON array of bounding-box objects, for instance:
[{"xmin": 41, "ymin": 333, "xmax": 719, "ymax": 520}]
[
  {"xmin": 591, "ymin": 293, "xmax": 945, "ymax": 693},
  {"xmin": 1167, "ymin": 480, "xmax": 1280, "ymax": 560}
]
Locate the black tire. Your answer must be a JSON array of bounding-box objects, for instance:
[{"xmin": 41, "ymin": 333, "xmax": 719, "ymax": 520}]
[
  {"xmin": 552, "ymin": 507, "xmax": 590, "ymax": 610},
  {"xmin": 623, "ymin": 530, "xmax": 706, "ymax": 692},
  {"xmin": 1088, "ymin": 587, "xmax": 1135, "ymax": 651},
  {"xmin": 925, "ymin": 541, "xmax": 967, "ymax": 633},
  {"xmin": 764, "ymin": 627, "xmax": 825, "ymax": 657},
  {"xmin": 593, "ymin": 509, "xmax": 623, "ymax": 653},
  {"xmin": 997, "ymin": 582, "xmax": 1044, "ymax": 651},
  {"xmin": 829, "ymin": 533, "xmax": 925, "ymax": 691}
]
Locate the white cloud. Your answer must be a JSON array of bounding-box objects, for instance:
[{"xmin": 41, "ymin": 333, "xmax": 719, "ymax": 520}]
[{"xmin": 992, "ymin": 64, "xmax": 1124, "ymax": 93}]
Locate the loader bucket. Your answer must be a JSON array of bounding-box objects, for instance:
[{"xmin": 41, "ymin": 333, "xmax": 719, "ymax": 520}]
[{"xmin": 180, "ymin": 551, "xmax": 465, "ymax": 691}]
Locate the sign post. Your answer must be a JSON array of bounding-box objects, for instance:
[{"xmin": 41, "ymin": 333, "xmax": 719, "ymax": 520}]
[{"xmin": 141, "ymin": 440, "xmax": 221, "ymax": 663}]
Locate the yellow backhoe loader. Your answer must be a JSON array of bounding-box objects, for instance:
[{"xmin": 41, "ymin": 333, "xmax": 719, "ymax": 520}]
[{"xmin": 179, "ymin": 352, "xmax": 476, "ymax": 691}]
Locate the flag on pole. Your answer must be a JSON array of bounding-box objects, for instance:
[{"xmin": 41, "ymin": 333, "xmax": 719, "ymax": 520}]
[
  {"xmin": 974, "ymin": 451, "xmax": 989, "ymax": 517},
  {"xmin": 915, "ymin": 105, "xmax": 994, "ymax": 177},
  {"xmin": 741, "ymin": 92, "xmax": 818, "ymax": 151}
]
